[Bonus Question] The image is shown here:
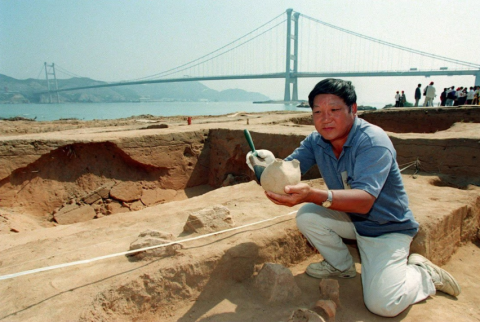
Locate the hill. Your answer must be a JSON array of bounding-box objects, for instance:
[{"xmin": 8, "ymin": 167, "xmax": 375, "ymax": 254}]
[{"xmin": 0, "ymin": 74, "xmax": 269, "ymax": 104}]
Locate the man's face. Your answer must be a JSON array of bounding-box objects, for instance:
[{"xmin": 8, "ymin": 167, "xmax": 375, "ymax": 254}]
[{"xmin": 312, "ymin": 94, "xmax": 357, "ymax": 149}]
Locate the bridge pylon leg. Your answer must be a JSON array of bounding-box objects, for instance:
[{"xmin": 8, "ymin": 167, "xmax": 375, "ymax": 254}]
[
  {"xmin": 475, "ymin": 70, "xmax": 480, "ymax": 87},
  {"xmin": 44, "ymin": 62, "xmax": 59, "ymax": 104},
  {"xmin": 284, "ymin": 9, "xmax": 293, "ymax": 101},
  {"xmin": 284, "ymin": 10, "xmax": 300, "ymax": 102}
]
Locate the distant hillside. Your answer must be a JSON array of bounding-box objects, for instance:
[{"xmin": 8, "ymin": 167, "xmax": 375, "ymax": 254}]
[{"xmin": 0, "ymin": 74, "xmax": 269, "ymax": 104}]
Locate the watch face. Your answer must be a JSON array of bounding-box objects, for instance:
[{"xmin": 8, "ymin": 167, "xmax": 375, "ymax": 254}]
[{"xmin": 322, "ymin": 201, "xmax": 332, "ymax": 208}]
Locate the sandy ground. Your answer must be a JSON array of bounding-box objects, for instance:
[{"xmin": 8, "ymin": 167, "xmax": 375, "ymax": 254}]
[
  {"xmin": 0, "ymin": 110, "xmax": 479, "ymax": 321},
  {"xmin": 168, "ymin": 242, "xmax": 480, "ymax": 322}
]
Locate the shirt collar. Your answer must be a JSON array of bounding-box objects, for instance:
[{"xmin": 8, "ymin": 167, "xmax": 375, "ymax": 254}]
[{"xmin": 343, "ymin": 116, "xmax": 360, "ymax": 148}]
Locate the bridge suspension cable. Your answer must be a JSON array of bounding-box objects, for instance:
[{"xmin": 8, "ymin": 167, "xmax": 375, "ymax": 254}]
[
  {"xmin": 35, "ymin": 65, "xmax": 45, "ymax": 80},
  {"xmin": 154, "ymin": 20, "xmax": 286, "ymax": 79},
  {"xmin": 299, "ymin": 13, "xmax": 480, "ymax": 70},
  {"xmin": 53, "ymin": 64, "xmax": 83, "ymax": 78},
  {"xmin": 126, "ymin": 11, "xmax": 286, "ymax": 82},
  {"xmin": 41, "ymin": 8, "xmax": 480, "ymax": 100}
]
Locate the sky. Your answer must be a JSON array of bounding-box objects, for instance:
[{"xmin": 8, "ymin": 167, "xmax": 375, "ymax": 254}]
[{"xmin": 1, "ymin": 0, "xmax": 479, "ymax": 107}]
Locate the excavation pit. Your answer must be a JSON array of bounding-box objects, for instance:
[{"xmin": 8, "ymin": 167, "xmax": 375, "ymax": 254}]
[{"xmin": 0, "ymin": 108, "xmax": 479, "ymax": 321}]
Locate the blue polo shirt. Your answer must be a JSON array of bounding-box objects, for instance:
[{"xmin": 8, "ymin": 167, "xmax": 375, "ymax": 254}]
[{"xmin": 285, "ymin": 117, "xmax": 419, "ymax": 237}]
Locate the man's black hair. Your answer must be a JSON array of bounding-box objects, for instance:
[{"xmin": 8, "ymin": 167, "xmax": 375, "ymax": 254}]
[{"xmin": 308, "ymin": 78, "xmax": 357, "ymax": 112}]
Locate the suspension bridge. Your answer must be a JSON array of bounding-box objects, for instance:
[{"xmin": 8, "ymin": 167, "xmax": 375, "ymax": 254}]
[{"xmin": 42, "ymin": 8, "xmax": 480, "ymax": 103}]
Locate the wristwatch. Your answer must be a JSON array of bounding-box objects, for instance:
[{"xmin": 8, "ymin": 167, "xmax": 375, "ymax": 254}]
[{"xmin": 322, "ymin": 190, "xmax": 333, "ymax": 208}]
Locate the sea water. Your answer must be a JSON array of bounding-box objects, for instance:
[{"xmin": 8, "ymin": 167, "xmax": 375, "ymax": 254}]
[{"xmin": 0, "ymin": 101, "xmax": 305, "ymax": 121}]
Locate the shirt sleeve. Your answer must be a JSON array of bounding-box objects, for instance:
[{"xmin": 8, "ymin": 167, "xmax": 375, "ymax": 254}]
[{"xmin": 349, "ymin": 146, "xmax": 393, "ymax": 198}]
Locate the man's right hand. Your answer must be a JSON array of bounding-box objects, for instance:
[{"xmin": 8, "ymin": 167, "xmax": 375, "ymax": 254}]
[
  {"xmin": 265, "ymin": 183, "xmax": 312, "ymax": 207},
  {"xmin": 246, "ymin": 149, "xmax": 275, "ymax": 171}
]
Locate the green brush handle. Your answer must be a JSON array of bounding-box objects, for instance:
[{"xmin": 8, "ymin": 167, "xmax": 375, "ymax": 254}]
[{"xmin": 244, "ymin": 129, "xmax": 257, "ymax": 156}]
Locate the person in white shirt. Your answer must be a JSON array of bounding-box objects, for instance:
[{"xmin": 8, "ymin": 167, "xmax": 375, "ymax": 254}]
[
  {"xmin": 474, "ymin": 86, "xmax": 480, "ymax": 105},
  {"xmin": 423, "ymin": 82, "xmax": 436, "ymax": 107},
  {"xmin": 466, "ymin": 87, "xmax": 475, "ymax": 105},
  {"xmin": 394, "ymin": 91, "xmax": 400, "ymax": 107}
]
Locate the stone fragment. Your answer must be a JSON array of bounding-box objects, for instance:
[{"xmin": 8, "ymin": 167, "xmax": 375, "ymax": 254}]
[
  {"xmin": 54, "ymin": 204, "xmax": 96, "ymax": 225},
  {"xmin": 93, "ymin": 203, "xmax": 107, "ymax": 216},
  {"xmin": 313, "ymin": 300, "xmax": 337, "ymax": 322},
  {"xmin": 254, "ymin": 262, "xmax": 301, "ymax": 303},
  {"xmin": 93, "ymin": 181, "xmax": 115, "ymax": 199},
  {"xmin": 288, "ymin": 308, "xmax": 325, "ymax": 322},
  {"xmin": 106, "ymin": 201, "xmax": 130, "ymax": 215},
  {"xmin": 138, "ymin": 229, "xmax": 175, "ymax": 240},
  {"xmin": 96, "ymin": 187, "xmax": 110, "ymax": 199},
  {"xmin": 319, "ymin": 279, "xmax": 340, "ymax": 307},
  {"xmin": 110, "ymin": 182, "xmax": 142, "ymax": 202},
  {"xmin": 183, "ymin": 205, "xmax": 234, "ymax": 234},
  {"xmin": 54, "ymin": 202, "xmax": 78, "ymax": 215},
  {"xmin": 127, "ymin": 200, "xmax": 145, "ymax": 212},
  {"xmin": 141, "ymin": 188, "xmax": 177, "ymax": 206},
  {"xmin": 128, "ymin": 229, "xmax": 182, "ymax": 260},
  {"xmin": 82, "ymin": 192, "xmax": 102, "ymax": 205}
]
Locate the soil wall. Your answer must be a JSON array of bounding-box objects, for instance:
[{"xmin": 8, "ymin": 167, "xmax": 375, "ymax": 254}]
[
  {"xmin": 0, "ymin": 131, "xmax": 211, "ymax": 216},
  {"xmin": 360, "ymin": 106, "xmax": 480, "ymax": 133}
]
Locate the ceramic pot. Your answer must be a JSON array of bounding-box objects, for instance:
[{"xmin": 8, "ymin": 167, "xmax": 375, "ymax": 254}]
[{"xmin": 260, "ymin": 158, "xmax": 301, "ymax": 194}]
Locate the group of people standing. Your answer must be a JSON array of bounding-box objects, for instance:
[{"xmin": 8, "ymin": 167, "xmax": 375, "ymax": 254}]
[
  {"xmin": 395, "ymin": 82, "xmax": 480, "ymax": 107},
  {"xmin": 439, "ymin": 86, "xmax": 480, "ymax": 106}
]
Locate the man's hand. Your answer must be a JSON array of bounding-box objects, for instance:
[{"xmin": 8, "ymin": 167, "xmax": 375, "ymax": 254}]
[
  {"xmin": 246, "ymin": 149, "xmax": 275, "ymax": 171},
  {"xmin": 264, "ymin": 183, "xmax": 312, "ymax": 207}
]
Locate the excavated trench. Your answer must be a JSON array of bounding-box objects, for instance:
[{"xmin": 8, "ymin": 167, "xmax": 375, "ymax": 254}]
[
  {"xmin": 1, "ymin": 107, "xmax": 480, "ymax": 224},
  {"xmin": 1, "ymin": 107, "xmax": 480, "ymax": 321}
]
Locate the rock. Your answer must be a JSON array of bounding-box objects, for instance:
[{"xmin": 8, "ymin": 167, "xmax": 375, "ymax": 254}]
[
  {"xmin": 96, "ymin": 182, "xmax": 115, "ymax": 199},
  {"xmin": 183, "ymin": 205, "xmax": 234, "ymax": 234},
  {"xmin": 56, "ymin": 202, "xmax": 79, "ymax": 214},
  {"xmin": 96, "ymin": 187, "xmax": 111, "ymax": 199},
  {"xmin": 138, "ymin": 230, "xmax": 175, "ymax": 240},
  {"xmin": 54, "ymin": 204, "xmax": 97, "ymax": 225},
  {"xmin": 254, "ymin": 262, "xmax": 302, "ymax": 303},
  {"xmin": 260, "ymin": 158, "xmax": 301, "ymax": 194},
  {"xmin": 128, "ymin": 229, "xmax": 182, "ymax": 260},
  {"xmin": 127, "ymin": 200, "xmax": 145, "ymax": 212},
  {"xmin": 93, "ymin": 204, "xmax": 107, "ymax": 216},
  {"xmin": 313, "ymin": 300, "xmax": 337, "ymax": 322},
  {"xmin": 288, "ymin": 308, "xmax": 325, "ymax": 322},
  {"xmin": 319, "ymin": 279, "xmax": 340, "ymax": 307},
  {"xmin": 106, "ymin": 201, "xmax": 130, "ymax": 215},
  {"xmin": 110, "ymin": 182, "xmax": 142, "ymax": 202},
  {"xmin": 141, "ymin": 188, "xmax": 177, "ymax": 206},
  {"xmin": 82, "ymin": 192, "xmax": 102, "ymax": 205}
]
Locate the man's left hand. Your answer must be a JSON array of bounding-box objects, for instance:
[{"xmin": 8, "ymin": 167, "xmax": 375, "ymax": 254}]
[{"xmin": 264, "ymin": 183, "xmax": 312, "ymax": 207}]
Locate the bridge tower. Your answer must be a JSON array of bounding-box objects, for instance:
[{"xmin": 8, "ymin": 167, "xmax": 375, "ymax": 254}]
[
  {"xmin": 284, "ymin": 9, "xmax": 300, "ymax": 102},
  {"xmin": 475, "ymin": 70, "xmax": 480, "ymax": 86},
  {"xmin": 44, "ymin": 62, "xmax": 60, "ymax": 103}
]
